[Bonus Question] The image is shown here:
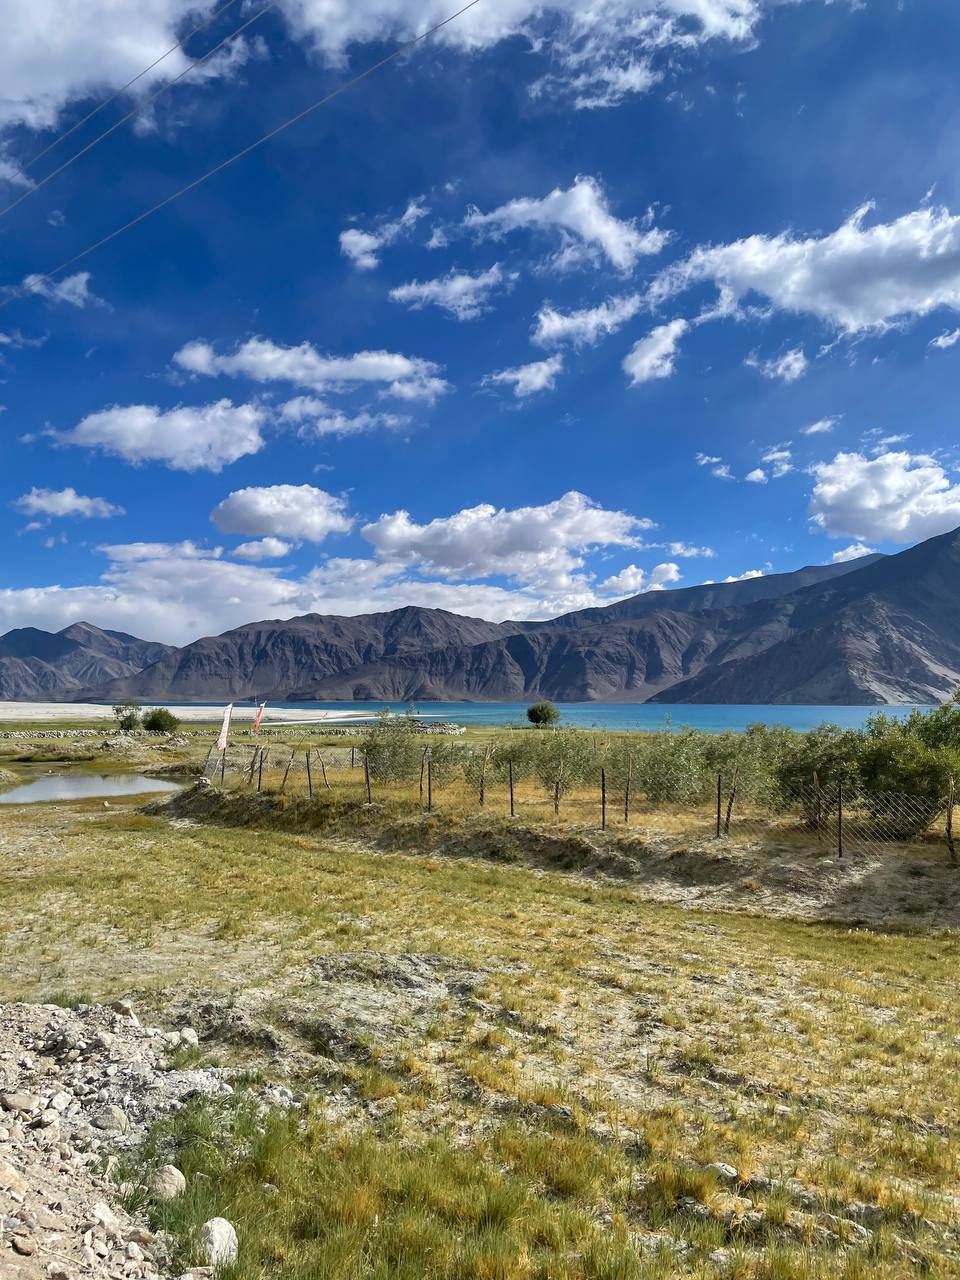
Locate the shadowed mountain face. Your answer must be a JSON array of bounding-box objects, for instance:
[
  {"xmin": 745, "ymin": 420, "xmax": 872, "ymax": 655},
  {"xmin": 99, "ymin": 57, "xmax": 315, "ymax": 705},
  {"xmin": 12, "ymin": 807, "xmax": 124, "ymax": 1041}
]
[
  {"xmin": 0, "ymin": 624, "xmax": 174, "ymax": 701},
  {"xmin": 7, "ymin": 531, "xmax": 960, "ymax": 706}
]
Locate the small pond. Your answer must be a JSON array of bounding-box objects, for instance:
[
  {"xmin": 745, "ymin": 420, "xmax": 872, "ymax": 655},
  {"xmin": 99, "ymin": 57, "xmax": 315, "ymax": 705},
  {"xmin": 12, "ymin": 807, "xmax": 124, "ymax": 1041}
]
[{"xmin": 0, "ymin": 774, "xmax": 182, "ymax": 805}]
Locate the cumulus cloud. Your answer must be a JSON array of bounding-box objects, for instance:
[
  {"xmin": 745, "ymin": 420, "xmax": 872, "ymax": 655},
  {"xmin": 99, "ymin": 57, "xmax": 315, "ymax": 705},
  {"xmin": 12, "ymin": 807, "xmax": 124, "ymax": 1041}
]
[
  {"xmin": 745, "ymin": 468, "xmax": 767, "ymax": 484},
  {"xmin": 14, "ymin": 487, "xmax": 123, "ymax": 519},
  {"xmin": 57, "ymin": 400, "xmax": 267, "ymax": 472},
  {"xmin": 801, "ymin": 417, "xmax": 837, "ymax": 436},
  {"xmin": 809, "ymin": 449, "xmax": 960, "ymax": 543},
  {"xmin": 22, "ymin": 271, "xmax": 101, "ymax": 308},
  {"xmin": 623, "ymin": 319, "xmax": 688, "ymax": 384},
  {"xmin": 211, "ymin": 484, "xmax": 352, "ymax": 543},
  {"xmin": 231, "ymin": 537, "xmax": 293, "ymax": 561},
  {"xmin": 655, "ymin": 203, "xmax": 960, "ymax": 334},
  {"xmin": 278, "ymin": 396, "xmax": 408, "ymax": 437},
  {"xmin": 599, "ymin": 561, "xmax": 680, "ymax": 594},
  {"xmin": 464, "ymin": 176, "xmax": 668, "ymax": 273},
  {"xmin": 389, "ymin": 264, "xmax": 516, "ymax": 321},
  {"xmin": 532, "ymin": 293, "xmax": 643, "ymax": 348},
  {"xmin": 745, "ymin": 348, "xmax": 807, "ymax": 383},
  {"xmin": 481, "ymin": 355, "xmax": 563, "ymax": 398},
  {"xmin": 831, "ymin": 541, "xmax": 876, "ymax": 563},
  {"xmin": 339, "ymin": 199, "xmax": 428, "ymax": 270},
  {"xmin": 362, "ymin": 490, "xmax": 652, "ymax": 593},
  {"xmin": 723, "ymin": 568, "xmax": 766, "ymax": 581},
  {"xmin": 174, "ymin": 337, "xmax": 448, "ymax": 403}
]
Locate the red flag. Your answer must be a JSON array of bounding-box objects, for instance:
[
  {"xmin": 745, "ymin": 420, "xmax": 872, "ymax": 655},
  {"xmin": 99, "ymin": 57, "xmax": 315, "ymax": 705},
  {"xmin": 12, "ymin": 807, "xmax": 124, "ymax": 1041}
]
[
  {"xmin": 217, "ymin": 703, "xmax": 234, "ymax": 752},
  {"xmin": 253, "ymin": 702, "xmax": 266, "ymax": 735}
]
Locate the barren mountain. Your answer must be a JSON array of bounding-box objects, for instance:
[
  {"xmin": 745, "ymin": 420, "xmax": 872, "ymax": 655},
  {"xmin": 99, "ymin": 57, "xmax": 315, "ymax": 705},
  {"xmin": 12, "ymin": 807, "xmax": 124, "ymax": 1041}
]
[{"xmin": 0, "ymin": 624, "xmax": 173, "ymax": 701}]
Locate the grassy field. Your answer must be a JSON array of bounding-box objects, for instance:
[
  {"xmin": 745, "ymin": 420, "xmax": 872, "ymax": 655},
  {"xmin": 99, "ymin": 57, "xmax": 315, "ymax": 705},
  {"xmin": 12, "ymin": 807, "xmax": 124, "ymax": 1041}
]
[{"xmin": 1, "ymin": 779, "xmax": 959, "ymax": 1278}]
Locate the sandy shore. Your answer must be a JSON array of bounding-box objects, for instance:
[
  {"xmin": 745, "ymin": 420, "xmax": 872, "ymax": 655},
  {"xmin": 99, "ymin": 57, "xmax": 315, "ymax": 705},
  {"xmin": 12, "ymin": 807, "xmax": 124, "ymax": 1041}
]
[{"xmin": 0, "ymin": 702, "xmax": 374, "ymax": 725}]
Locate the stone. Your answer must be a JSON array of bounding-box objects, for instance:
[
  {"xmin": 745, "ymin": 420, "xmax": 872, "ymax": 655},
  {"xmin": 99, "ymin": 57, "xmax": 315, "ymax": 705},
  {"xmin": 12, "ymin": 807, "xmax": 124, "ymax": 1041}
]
[
  {"xmin": 179, "ymin": 1028, "xmax": 199, "ymax": 1048},
  {"xmin": 91, "ymin": 1200, "xmax": 122, "ymax": 1237},
  {"xmin": 12, "ymin": 1235, "xmax": 36, "ymax": 1256},
  {"xmin": 1, "ymin": 1092, "xmax": 40, "ymax": 1114},
  {"xmin": 707, "ymin": 1162, "xmax": 739, "ymax": 1183},
  {"xmin": 0, "ymin": 1158, "xmax": 28, "ymax": 1193},
  {"xmin": 198, "ymin": 1218, "xmax": 238, "ymax": 1266},
  {"xmin": 49, "ymin": 1091, "xmax": 73, "ymax": 1112},
  {"xmin": 149, "ymin": 1165, "xmax": 186, "ymax": 1201},
  {"xmin": 91, "ymin": 1104, "xmax": 129, "ymax": 1132}
]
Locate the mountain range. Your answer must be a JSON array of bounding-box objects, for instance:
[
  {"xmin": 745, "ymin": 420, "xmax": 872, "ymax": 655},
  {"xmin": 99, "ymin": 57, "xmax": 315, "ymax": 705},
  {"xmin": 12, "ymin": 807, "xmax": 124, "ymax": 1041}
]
[{"xmin": 3, "ymin": 525, "xmax": 959, "ymax": 705}]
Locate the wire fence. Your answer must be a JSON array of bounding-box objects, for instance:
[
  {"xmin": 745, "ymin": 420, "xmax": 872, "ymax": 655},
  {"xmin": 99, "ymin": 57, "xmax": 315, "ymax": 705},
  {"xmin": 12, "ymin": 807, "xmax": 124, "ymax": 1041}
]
[{"xmin": 201, "ymin": 742, "xmax": 959, "ymax": 863}]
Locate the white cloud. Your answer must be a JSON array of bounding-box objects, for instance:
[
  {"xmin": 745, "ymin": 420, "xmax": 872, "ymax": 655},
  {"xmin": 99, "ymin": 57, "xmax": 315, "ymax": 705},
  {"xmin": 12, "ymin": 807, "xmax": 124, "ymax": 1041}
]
[
  {"xmin": 930, "ymin": 327, "xmax": 960, "ymax": 350},
  {"xmin": 809, "ymin": 449, "xmax": 960, "ymax": 543},
  {"xmin": 723, "ymin": 568, "xmax": 765, "ymax": 582},
  {"xmin": 761, "ymin": 445, "xmax": 793, "ymax": 478},
  {"xmin": 656, "ymin": 203, "xmax": 960, "ymax": 334},
  {"xmin": 481, "ymin": 355, "xmax": 563, "ymax": 398},
  {"xmin": 831, "ymin": 541, "xmax": 876, "ymax": 563},
  {"xmin": 711, "ymin": 463, "xmax": 734, "ymax": 480},
  {"xmin": 339, "ymin": 198, "xmax": 428, "ymax": 270},
  {"xmin": 695, "ymin": 453, "xmax": 721, "ymax": 466},
  {"xmin": 211, "ymin": 484, "xmax": 352, "ymax": 543},
  {"xmin": 464, "ymin": 176, "xmax": 668, "ymax": 273},
  {"xmin": 532, "ymin": 293, "xmax": 643, "ymax": 348},
  {"xmin": 623, "ymin": 318, "xmax": 688, "ymax": 384},
  {"xmin": 57, "ymin": 400, "xmax": 266, "ymax": 472},
  {"xmin": 746, "ymin": 348, "xmax": 807, "ymax": 383},
  {"xmin": 232, "ymin": 537, "xmax": 293, "ymax": 561},
  {"xmin": 801, "ymin": 417, "xmax": 837, "ymax": 436},
  {"xmin": 662, "ymin": 541, "xmax": 714, "ymax": 559},
  {"xmin": 745, "ymin": 468, "xmax": 767, "ymax": 484},
  {"xmin": 99, "ymin": 540, "xmax": 222, "ymax": 562},
  {"xmin": 22, "ymin": 271, "xmax": 100, "ymax": 309},
  {"xmin": 600, "ymin": 561, "xmax": 681, "ymax": 594},
  {"xmin": 14, "ymin": 487, "xmax": 123, "ymax": 519},
  {"xmin": 174, "ymin": 337, "xmax": 448, "ymax": 403},
  {"xmin": 279, "ymin": 396, "xmax": 408, "ymax": 437},
  {"xmin": 362, "ymin": 490, "xmax": 652, "ymax": 593},
  {"xmin": 389, "ymin": 264, "xmax": 516, "ymax": 321}
]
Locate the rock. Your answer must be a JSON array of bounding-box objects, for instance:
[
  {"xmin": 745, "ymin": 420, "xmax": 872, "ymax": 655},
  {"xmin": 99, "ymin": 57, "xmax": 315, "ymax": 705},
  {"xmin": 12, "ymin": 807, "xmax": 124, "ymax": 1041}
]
[
  {"xmin": 0, "ymin": 1157, "xmax": 28, "ymax": 1192},
  {"xmin": 179, "ymin": 1028, "xmax": 199, "ymax": 1048},
  {"xmin": 91, "ymin": 1104, "xmax": 129, "ymax": 1133},
  {"xmin": 198, "ymin": 1218, "xmax": 238, "ymax": 1266},
  {"xmin": 90, "ymin": 1200, "xmax": 122, "ymax": 1237},
  {"xmin": 707, "ymin": 1162, "xmax": 739, "ymax": 1183},
  {"xmin": 149, "ymin": 1165, "xmax": 186, "ymax": 1201},
  {"xmin": 49, "ymin": 1091, "xmax": 74, "ymax": 1112},
  {"xmin": 2, "ymin": 1091, "xmax": 40, "ymax": 1113},
  {"xmin": 12, "ymin": 1235, "xmax": 37, "ymax": 1256}
]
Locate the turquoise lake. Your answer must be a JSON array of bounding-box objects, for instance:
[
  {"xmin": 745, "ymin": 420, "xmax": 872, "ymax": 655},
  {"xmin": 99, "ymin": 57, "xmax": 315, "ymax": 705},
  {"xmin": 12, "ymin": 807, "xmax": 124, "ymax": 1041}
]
[{"xmin": 243, "ymin": 701, "xmax": 931, "ymax": 733}]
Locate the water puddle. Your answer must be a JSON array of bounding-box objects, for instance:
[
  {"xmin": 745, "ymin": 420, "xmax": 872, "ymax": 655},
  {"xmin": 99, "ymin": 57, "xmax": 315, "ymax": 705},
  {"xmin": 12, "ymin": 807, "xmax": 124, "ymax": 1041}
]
[{"xmin": 0, "ymin": 774, "xmax": 182, "ymax": 805}]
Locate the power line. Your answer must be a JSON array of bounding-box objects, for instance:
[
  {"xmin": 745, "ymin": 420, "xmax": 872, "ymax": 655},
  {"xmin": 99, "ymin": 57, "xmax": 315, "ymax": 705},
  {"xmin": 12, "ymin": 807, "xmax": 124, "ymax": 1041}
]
[
  {"xmin": 0, "ymin": 0, "xmax": 482, "ymax": 312},
  {"xmin": 16, "ymin": 0, "xmax": 247, "ymax": 176},
  {"xmin": 1, "ymin": 0, "xmax": 281, "ymax": 221}
]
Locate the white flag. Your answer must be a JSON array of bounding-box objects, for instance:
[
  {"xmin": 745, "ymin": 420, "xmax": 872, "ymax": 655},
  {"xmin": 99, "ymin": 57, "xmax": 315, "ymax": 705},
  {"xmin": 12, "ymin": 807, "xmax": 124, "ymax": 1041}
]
[{"xmin": 217, "ymin": 703, "xmax": 234, "ymax": 752}]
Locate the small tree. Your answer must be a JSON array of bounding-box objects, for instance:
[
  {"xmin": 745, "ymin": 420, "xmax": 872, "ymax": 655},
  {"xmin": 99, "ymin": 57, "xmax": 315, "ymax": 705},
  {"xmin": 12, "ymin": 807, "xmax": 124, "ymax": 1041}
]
[
  {"xmin": 361, "ymin": 711, "xmax": 422, "ymax": 783},
  {"xmin": 527, "ymin": 700, "xmax": 560, "ymax": 728},
  {"xmin": 142, "ymin": 707, "xmax": 181, "ymax": 734},
  {"xmin": 112, "ymin": 700, "xmax": 142, "ymax": 732}
]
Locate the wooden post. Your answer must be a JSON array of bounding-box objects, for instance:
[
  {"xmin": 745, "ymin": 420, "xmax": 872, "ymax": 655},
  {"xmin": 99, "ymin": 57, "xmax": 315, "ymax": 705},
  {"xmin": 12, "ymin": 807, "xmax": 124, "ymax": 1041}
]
[
  {"xmin": 318, "ymin": 751, "xmax": 330, "ymax": 789},
  {"xmin": 257, "ymin": 748, "xmax": 265, "ymax": 792},
  {"xmin": 509, "ymin": 759, "xmax": 515, "ymax": 818},
  {"xmin": 837, "ymin": 778, "xmax": 844, "ymax": 859},
  {"xmin": 724, "ymin": 764, "xmax": 739, "ymax": 836},
  {"xmin": 479, "ymin": 748, "xmax": 488, "ymax": 808},
  {"xmin": 601, "ymin": 768, "xmax": 606, "ymax": 831},
  {"xmin": 427, "ymin": 757, "xmax": 433, "ymax": 812},
  {"xmin": 419, "ymin": 748, "xmax": 428, "ymax": 803},
  {"xmin": 716, "ymin": 772, "xmax": 722, "ymax": 838},
  {"xmin": 306, "ymin": 750, "xmax": 313, "ymax": 799},
  {"xmin": 280, "ymin": 750, "xmax": 295, "ymax": 793},
  {"xmin": 246, "ymin": 747, "xmax": 258, "ymax": 786},
  {"xmin": 554, "ymin": 778, "xmax": 561, "ymax": 816},
  {"xmin": 364, "ymin": 753, "xmax": 372, "ymax": 804},
  {"xmin": 947, "ymin": 774, "xmax": 956, "ymax": 865},
  {"xmin": 220, "ymin": 750, "xmax": 226, "ymax": 787},
  {"xmin": 624, "ymin": 758, "xmax": 632, "ymax": 825}
]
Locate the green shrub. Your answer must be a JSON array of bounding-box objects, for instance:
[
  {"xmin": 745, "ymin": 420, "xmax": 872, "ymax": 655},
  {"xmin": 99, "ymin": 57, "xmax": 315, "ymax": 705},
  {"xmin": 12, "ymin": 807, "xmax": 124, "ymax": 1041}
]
[
  {"xmin": 113, "ymin": 701, "xmax": 142, "ymax": 731},
  {"xmin": 142, "ymin": 707, "xmax": 181, "ymax": 734},
  {"xmin": 527, "ymin": 701, "xmax": 560, "ymax": 727}
]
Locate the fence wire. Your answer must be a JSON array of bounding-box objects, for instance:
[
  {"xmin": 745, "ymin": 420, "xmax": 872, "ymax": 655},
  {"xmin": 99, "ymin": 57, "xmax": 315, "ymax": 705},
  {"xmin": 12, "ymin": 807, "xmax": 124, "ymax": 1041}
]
[{"xmin": 201, "ymin": 743, "xmax": 958, "ymax": 862}]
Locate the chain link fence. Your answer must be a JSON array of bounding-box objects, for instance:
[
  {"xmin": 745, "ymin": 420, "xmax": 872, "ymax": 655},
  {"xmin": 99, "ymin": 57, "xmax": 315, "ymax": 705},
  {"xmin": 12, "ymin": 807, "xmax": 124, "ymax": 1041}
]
[{"xmin": 199, "ymin": 740, "xmax": 959, "ymax": 863}]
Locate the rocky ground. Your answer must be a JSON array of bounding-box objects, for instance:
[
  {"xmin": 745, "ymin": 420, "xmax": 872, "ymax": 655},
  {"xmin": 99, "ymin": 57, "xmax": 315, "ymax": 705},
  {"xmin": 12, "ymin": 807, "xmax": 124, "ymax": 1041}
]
[{"xmin": 0, "ymin": 1001, "xmax": 241, "ymax": 1280}]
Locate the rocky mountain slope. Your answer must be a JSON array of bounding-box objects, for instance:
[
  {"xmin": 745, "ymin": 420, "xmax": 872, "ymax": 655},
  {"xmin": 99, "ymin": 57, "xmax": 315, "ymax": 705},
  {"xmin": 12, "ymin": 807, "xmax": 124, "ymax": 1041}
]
[
  {"xmin": 7, "ymin": 529, "xmax": 960, "ymax": 705},
  {"xmin": 0, "ymin": 624, "xmax": 173, "ymax": 701}
]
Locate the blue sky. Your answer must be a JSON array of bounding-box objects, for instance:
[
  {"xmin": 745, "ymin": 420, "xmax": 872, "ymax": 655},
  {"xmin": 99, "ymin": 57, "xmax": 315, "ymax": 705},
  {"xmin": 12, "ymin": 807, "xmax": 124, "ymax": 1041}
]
[{"xmin": 2, "ymin": 0, "xmax": 960, "ymax": 644}]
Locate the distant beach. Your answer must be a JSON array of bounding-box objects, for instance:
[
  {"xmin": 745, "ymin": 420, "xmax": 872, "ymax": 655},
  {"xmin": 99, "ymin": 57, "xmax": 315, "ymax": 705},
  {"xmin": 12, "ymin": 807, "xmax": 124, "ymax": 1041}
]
[{"xmin": 0, "ymin": 702, "xmax": 373, "ymax": 725}]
